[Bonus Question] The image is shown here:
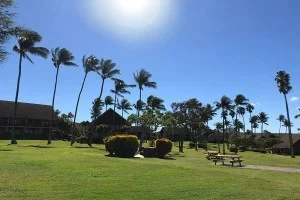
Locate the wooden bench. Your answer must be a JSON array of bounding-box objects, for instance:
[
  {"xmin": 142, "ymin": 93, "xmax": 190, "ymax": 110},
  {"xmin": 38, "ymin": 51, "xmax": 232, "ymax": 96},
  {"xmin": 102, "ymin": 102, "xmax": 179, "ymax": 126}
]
[
  {"xmin": 230, "ymin": 159, "xmax": 244, "ymax": 167},
  {"xmin": 205, "ymin": 151, "xmax": 219, "ymax": 160},
  {"xmin": 212, "ymin": 158, "xmax": 225, "ymax": 165}
]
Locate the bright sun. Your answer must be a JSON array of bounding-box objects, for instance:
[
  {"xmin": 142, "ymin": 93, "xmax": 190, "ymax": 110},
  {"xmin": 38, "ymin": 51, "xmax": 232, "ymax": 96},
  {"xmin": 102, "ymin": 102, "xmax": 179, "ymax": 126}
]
[{"xmin": 83, "ymin": 0, "xmax": 176, "ymax": 42}]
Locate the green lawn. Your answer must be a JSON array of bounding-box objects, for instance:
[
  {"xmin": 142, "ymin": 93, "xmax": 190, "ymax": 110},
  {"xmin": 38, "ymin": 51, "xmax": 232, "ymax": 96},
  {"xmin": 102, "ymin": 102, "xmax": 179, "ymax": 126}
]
[{"xmin": 1, "ymin": 140, "xmax": 300, "ymax": 200}]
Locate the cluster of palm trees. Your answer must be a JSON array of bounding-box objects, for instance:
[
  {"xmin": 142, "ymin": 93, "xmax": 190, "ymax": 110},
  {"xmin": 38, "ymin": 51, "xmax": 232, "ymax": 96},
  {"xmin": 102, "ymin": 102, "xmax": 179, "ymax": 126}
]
[{"xmin": 9, "ymin": 30, "xmax": 158, "ymax": 146}]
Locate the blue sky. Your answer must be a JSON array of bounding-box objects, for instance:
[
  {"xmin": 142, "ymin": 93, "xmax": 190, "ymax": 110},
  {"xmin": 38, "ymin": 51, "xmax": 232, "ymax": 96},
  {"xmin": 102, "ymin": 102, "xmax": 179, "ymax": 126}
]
[{"xmin": 1, "ymin": 0, "xmax": 300, "ymax": 133}]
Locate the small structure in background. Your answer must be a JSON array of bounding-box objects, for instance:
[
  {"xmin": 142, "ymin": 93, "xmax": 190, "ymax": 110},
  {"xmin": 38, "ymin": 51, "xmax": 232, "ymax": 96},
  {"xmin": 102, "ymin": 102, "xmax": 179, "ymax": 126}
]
[
  {"xmin": 0, "ymin": 100, "xmax": 56, "ymax": 139},
  {"xmin": 273, "ymin": 134, "xmax": 300, "ymax": 155}
]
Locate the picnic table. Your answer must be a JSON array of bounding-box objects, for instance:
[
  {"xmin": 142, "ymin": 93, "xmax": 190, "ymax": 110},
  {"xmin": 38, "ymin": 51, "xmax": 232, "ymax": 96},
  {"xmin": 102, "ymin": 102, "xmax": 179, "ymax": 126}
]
[
  {"xmin": 213, "ymin": 155, "xmax": 244, "ymax": 167},
  {"xmin": 204, "ymin": 151, "xmax": 219, "ymax": 160}
]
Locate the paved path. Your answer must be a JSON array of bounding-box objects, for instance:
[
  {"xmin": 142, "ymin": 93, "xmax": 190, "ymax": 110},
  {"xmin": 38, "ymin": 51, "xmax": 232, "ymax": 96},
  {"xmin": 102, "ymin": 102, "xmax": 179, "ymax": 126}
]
[{"xmin": 243, "ymin": 165, "xmax": 300, "ymax": 173}]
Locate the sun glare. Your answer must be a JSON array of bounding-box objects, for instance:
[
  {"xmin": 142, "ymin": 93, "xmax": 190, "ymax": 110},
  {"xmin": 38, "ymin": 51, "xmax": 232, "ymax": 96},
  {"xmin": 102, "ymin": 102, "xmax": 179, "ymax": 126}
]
[{"xmin": 82, "ymin": 0, "xmax": 177, "ymax": 42}]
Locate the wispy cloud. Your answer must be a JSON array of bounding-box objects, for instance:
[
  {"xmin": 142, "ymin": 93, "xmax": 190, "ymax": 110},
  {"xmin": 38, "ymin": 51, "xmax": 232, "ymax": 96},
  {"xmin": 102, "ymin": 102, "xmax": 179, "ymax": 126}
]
[
  {"xmin": 290, "ymin": 96, "xmax": 299, "ymax": 102},
  {"xmin": 250, "ymin": 102, "xmax": 261, "ymax": 107}
]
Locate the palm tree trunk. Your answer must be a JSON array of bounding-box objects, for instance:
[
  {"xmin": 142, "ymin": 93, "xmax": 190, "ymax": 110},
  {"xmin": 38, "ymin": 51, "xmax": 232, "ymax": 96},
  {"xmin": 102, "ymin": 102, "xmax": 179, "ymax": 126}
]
[
  {"xmin": 99, "ymin": 78, "xmax": 105, "ymax": 100},
  {"xmin": 11, "ymin": 53, "xmax": 23, "ymax": 144},
  {"xmin": 279, "ymin": 121, "xmax": 281, "ymax": 135},
  {"xmin": 122, "ymin": 109, "xmax": 124, "ymax": 117},
  {"xmin": 222, "ymin": 109, "xmax": 225, "ymax": 154},
  {"xmin": 49, "ymin": 65, "xmax": 60, "ymax": 145},
  {"xmin": 71, "ymin": 72, "xmax": 88, "ymax": 146},
  {"xmin": 106, "ymin": 104, "xmax": 107, "ymax": 111},
  {"xmin": 138, "ymin": 88, "xmax": 143, "ymax": 149},
  {"xmin": 261, "ymin": 123, "xmax": 263, "ymax": 136},
  {"xmin": 114, "ymin": 93, "xmax": 117, "ymax": 111},
  {"xmin": 284, "ymin": 94, "xmax": 295, "ymax": 158},
  {"xmin": 249, "ymin": 113, "xmax": 252, "ymax": 133}
]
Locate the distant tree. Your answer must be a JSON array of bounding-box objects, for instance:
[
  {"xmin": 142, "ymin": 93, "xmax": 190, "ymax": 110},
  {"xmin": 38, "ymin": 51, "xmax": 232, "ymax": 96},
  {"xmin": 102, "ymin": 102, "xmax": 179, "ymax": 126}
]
[
  {"xmin": 146, "ymin": 95, "xmax": 166, "ymax": 111},
  {"xmin": 275, "ymin": 70, "xmax": 295, "ymax": 158},
  {"xmin": 91, "ymin": 98, "xmax": 103, "ymax": 120},
  {"xmin": 215, "ymin": 122, "xmax": 223, "ymax": 153},
  {"xmin": 110, "ymin": 79, "xmax": 135, "ymax": 112},
  {"xmin": 250, "ymin": 115, "xmax": 259, "ymax": 133},
  {"xmin": 127, "ymin": 114, "xmax": 138, "ymax": 126},
  {"xmin": 49, "ymin": 47, "xmax": 77, "ymax": 145},
  {"xmin": 104, "ymin": 96, "xmax": 114, "ymax": 111},
  {"xmin": 258, "ymin": 112, "xmax": 269, "ymax": 135},
  {"xmin": 215, "ymin": 96, "xmax": 232, "ymax": 154},
  {"xmin": 96, "ymin": 59, "xmax": 120, "ymax": 100},
  {"xmin": 234, "ymin": 94, "xmax": 249, "ymax": 138},
  {"xmin": 277, "ymin": 115, "xmax": 285, "ymax": 135},
  {"xmin": 117, "ymin": 99, "xmax": 132, "ymax": 117},
  {"xmin": 11, "ymin": 30, "xmax": 49, "ymax": 144},
  {"xmin": 237, "ymin": 107, "xmax": 246, "ymax": 132},
  {"xmin": 71, "ymin": 55, "xmax": 99, "ymax": 146},
  {"xmin": 246, "ymin": 104, "xmax": 255, "ymax": 132},
  {"xmin": 283, "ymin": 119, "xmax": 293, "ymax": 134}
]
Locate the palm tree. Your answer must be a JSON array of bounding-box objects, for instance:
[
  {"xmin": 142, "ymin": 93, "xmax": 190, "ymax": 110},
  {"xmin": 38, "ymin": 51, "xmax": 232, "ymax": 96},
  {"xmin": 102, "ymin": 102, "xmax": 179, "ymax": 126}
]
[
  {"xmin": 250, "ymin": 115, "xmax": 259, "ymax": 133},
  {"xmin": 215, "ymin": 95, "xmax": 232, "ymax": 154},
  {"xmin": 96, "ymin": 59, "xmax": 120, "ymax": 100},
  {"xmin": 237, "ymin": 107, "xmax": 246, "ymax": 132},
  {"xmin": 110, "ymin": 79, "xmax": 135, "ymax": 112},
  {"xmin": 283, "ymin": 119, "xmax": 293, "ymax": 134},
  {"xmin": 133, "ymin": 69, "xmax": 157, "ymax": 127},
  {"xmin": 71, "ymin": 55, "xmax": 99, "ymax": 146},
  {"xmin": 215, "ymin": 122, "xmax": 223, "ymax": 153},
  {"xmin": 104, "ymin": 96, "xmax": 114, "ymax": 111},
  {"xmin": 275, "ymin": 70, "xmax": 295, "ymax": 158},
  {"xmin": 49, "ymin": 47, "xmax": 77, "ymax": 145},
  {"xmin": 246, "ymin": 104, "xmax": 255, "ymax": 132},
  {"xmin": 277, "ymin": 115, "xmax": 285, "ymax": 135},
  {"xmin": 117, "ymin": 99, "xmax": 132, "ymax": 117},
  {"xmin": 258, "ymin": 112, "xmax": 269, "ymax": 135},
  {"xmin": 234, "ymin": 95, "xmax": 248, "ymax": 131},
  {"xmin": 11, "ymin": 30, "xmax": 49, "ymax": 144},
  {"xmin": 146, "ymin": 95, "xmax": 166, "ymax": 111}
]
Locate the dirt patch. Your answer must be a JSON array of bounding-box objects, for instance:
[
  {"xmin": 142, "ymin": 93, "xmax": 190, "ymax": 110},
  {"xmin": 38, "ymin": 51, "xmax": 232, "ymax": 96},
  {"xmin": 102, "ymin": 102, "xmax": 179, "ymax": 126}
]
[{"xmin": 243, "ymin": 165, "xmax": 300, "ymax": 173}]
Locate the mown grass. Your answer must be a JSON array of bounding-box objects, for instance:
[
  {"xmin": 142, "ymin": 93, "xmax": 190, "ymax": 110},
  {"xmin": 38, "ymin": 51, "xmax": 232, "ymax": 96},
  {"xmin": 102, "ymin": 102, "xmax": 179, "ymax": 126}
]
[{"xmin": 0, "ymin": 140, "xmax": 300, "ymax": 200}]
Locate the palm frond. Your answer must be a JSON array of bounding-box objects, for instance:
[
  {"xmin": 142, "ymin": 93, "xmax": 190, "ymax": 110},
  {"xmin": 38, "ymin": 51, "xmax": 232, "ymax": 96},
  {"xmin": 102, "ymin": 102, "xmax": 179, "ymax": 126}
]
[
  {"xmin": 23, "ymin": 53, "xmax": 34, "ymax": 64},
  {"xmin": 28, "ymin": 46, "xmax": 49, "ymax": 58},
  {"xmin": 12, "ymin": 45, "xmax": 20, "ymax": 54}
]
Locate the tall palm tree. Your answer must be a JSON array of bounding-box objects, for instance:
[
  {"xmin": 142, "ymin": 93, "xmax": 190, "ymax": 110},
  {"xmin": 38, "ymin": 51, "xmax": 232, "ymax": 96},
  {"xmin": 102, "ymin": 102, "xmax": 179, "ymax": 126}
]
[
  {"xmin": 277, "ymin": 114, "xmax": 285, "ymax": 135},
  {"xmin": 283, "ymin": 119, "xmax": 293, "ymax": 134},
  {"xmin": 258, "ymin": 112, "xmax": 269, "ymax": 135},
  {"xmin": 71, "ymin": 55, "xmax": 99, "ymax": 146},
  {"xmin": 215, "ymin": 95, "xmax": 232, "ymax": 154},
  {"xmin": 11, "ymin": 30, "xmax": 49, "ymax": 144},
  {"xmin": 237, "ymin": 107, "xmax": 246, "ymax": 132},
  {"xmin": 275, "ymin": 70, "xmax": 295, "ymax": 158},
  {"xmin": 96, "ymin": 59, "xmax": 120, "ymax": 100},
  {"xmin": 215, "ymin": 122, "xmax": 223, "ymax": 153},
  {"xmin": 49, "ymin": 47, "xmax": 77, "ymax": 145},
  {"xmin": 117, "ymin": 99, "xmax": 132, "ymax": 117},
  {"xmin": 104, "ymin": 96, "xmax": 114, "ymax": 111},
  {"xmin": 110, "ymin": 79, "xmax": 135, "ymax": 112},
  {"xmin": 146, "ymin": 95, "xmax": 166, "ymax": 111},
  {"xmin": 133, "ymin": 69, "xmax": 157, "ymax": 127},
  {"xmin": 250, "ymin": 115, "xmax": 259, "ymax": 133},
  {"xmin": 246, "ymin": 104, "xmax": 255, "ymax": 132}
]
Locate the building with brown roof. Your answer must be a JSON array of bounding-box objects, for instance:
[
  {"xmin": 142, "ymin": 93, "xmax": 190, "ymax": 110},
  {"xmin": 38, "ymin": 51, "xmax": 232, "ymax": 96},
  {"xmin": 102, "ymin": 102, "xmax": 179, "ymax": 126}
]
[
  {"xmin": 273, "ymin": 134, "xmax": 300, "ymax": 155},
  {"xmin": 0, "ymin": 100, "xmax": 55, "ymax": 139}
]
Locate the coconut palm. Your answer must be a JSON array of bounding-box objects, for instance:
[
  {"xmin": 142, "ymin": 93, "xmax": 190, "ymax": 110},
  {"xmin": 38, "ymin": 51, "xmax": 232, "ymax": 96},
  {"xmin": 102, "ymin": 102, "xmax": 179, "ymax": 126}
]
[
  {"xmin": 96, "ymin": 59, "xmax": 120, "ymax": 100},
  {"xmin": 246, "ymin": 104, "xmax": 255, "ymax": 132},
  {"xmin": 11, "ymin": 30, "xmax": 49, "ymax": 144},
  {"xmin": 234, "ymin": 95, "xmax": 248, "ymax": 131},
  {"xmin": 110, "ymin": 79, "xmax": 135, "ymax": 111},
  {"xmin": 133, "ymin": 69, "xmax": 157, "ymax": 125},
  {"xmin": 283, "ymin": 119, "xmax": 293, "ymax": 134},
  {"xmin": 275, "ymin": 70, "xmax": 295, "ymax": 158},
  {"xmin": 215, "ymin": 122, "xmax": 223, "ymax": 153},
  {"xmin": 146, "ymin": 95, "xmax": 166, "ymax": 111},
  {"xmin": 117, "ymin": 99, "xmax": 132, "ymax": 117},
  {"xmin": 48, "ymin": 47, "xmax": 77, "ymax": 145},
  {"xmin": 250, "ymin": 115, "xmax": 259, "ymax": 133},
  {"xmin": 215, "ymin": 95, "xmax": 232, "ymax": 154},
  {"xmin": 71, "ymin": 55, "xmax": 99, "ymax": 146},
  {"xmin": 258, "ymin": 112, "xmax": 269, "ymax": 135},
  {"xmin": 104, "ymin": 96, "xmax": 114, "ymax": 111},
  {"xmin": 237, "ymin": 107, "xmax": 246, "ymax": 132},
  {"xmin": 277, "ymin": 115, "xmax": 285, "ymax": 135}
]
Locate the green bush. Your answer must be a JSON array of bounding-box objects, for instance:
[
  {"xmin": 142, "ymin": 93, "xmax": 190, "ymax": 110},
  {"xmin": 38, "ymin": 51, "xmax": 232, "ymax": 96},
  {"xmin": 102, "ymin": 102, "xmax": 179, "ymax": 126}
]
[
  {"xmin": 229, "ymin": 146, "xmax": 238, "ymax": 153},
  {"xmin": 156, "ymin": 138, "xmax": 172, "ymax": 158},
  {"xmin": 104, "ymin": 134, "xmax": 139, "ymax": 158},
  {"xmin": 189, "ymin": 142, "xmax": 195, "ymax": 148}
]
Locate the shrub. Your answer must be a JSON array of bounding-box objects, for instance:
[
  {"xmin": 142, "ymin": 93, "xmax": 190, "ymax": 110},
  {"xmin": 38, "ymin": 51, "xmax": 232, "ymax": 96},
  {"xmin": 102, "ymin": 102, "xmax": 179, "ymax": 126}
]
[
  {"xmin": 156, "ymin": 138, "xmax": 172, "ymax": 158},
  {"xmin": 104, "ymin": 134, "xmax": 139, "ymax": 158},
  {"xmin": 229, "ymin": 146, "xmax": 238, "ymax": 153},
  {"xmin": 189, "ymin": 142, "xmax": 195, "ymax": 148},
  {"xmin": 198, "ymin": 143, "xmax": 207, "ymax": 149}
]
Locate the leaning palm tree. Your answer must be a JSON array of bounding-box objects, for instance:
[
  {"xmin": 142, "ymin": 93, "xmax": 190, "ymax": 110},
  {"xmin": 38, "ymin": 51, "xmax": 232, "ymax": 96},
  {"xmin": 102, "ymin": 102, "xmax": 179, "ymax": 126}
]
[
  {"xmin": 96, "ymin": 59, "xmax": 120, "ymax": 100},
  {"xmin": 11, "ymin": 30, "xmax": 49, "ymax": 144},
  {"xmin": 49, "ymin": 48, "xmax": 77, "ymax": 145},
  {"xmin": 250, "ymin": 115, "xmax": 259, "ymax": 133},
  {"xmin": 133, "ymin": 69, "xmax": 157, "ymax": 124},
  {"xmin": 215, "ymin": 95, "xmax": 232, "ymax": 154},
  {"xmin": 246, "ymin": 104, "xmax": 255, "ymax": 132},
  {"xmin": 71, "ymin": 55, "xmax": 99, "ymax": 146},
  {"xmin": 275, "ymin": 71, "xmax": 295, "ymax": 158},
  {"xmin": 117, "ymin": 99, "xmax": 132, "ymax": 117},
  {"xmin": 283, "ymin": 119, "xmax": 293, "ymax": 134},
  {"xmin": 104, "ymin": 96, "xmax": 114, "ymax": 111},
  {"xmin": 237, "ymin": 107, "xmax": 246, "ymax": 132},
  {"xmin": 110, "ymin": 79, "xmax": 135, "ymax": 112},
  {"xmin": 258, "ymin": 112, "xmax": 269, "ymax": 135},
  {"xmin": 146, "ymin": 95, "xmax": 166, "ymax": 111},
  {"xmin": 277, "ymin": 115, "xmax": 285, "ymax": 135}
]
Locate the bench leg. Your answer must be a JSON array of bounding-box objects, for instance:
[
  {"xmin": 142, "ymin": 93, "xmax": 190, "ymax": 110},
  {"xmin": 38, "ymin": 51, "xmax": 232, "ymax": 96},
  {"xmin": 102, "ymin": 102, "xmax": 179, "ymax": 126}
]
[
  {"xmin": 222, "ymin": 161, "xmax": 224, "ymax": 165},
  {"xmin": 239, "ymin": 162, "xmax": 241, "ymax": 167}
]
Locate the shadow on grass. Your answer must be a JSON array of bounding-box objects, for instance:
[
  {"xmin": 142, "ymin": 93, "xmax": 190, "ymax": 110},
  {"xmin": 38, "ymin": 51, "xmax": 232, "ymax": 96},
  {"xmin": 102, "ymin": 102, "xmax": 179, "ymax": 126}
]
[
  {"xmin": 74, "ymin": 146, "xmax": 93, "ymax": 149},
  {"xmin": 0, "ymin": 149, "xmax": 13, "ymax": 151},
  {"xmin": 23, "ymin": 145, "xmax": 54, "ymax": 148}
]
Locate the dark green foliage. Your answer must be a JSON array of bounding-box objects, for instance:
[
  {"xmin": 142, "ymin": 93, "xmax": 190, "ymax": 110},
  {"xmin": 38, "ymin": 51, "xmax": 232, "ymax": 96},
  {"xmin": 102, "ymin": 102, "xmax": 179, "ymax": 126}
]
[
  {"xmin": 104, "ymin": 135, "xmax": 139, "ymax": 158},
  {"xmin": 156, "ymin": 138, "xmax": 172, "ymax": 157}
]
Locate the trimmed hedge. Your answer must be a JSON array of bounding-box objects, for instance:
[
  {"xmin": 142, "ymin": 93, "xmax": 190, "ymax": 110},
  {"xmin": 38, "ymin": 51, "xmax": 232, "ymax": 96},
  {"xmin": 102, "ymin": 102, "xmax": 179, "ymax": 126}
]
[
  {"xmin": 156, "ymin": 138, "xmax": 172, "ymax": 158},
  {"xmin": 104, "ymin": 134, "xmax": 139, "ymax": 158}
]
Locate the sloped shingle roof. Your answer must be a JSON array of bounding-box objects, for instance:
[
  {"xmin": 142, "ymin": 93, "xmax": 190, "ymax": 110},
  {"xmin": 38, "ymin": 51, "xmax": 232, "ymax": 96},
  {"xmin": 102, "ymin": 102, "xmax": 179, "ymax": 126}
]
[
  {"xmin": 0, "ymin": 100, "xmax": 53, "ymax": 120},
  {"xmin": 93, "ymin": 108, "xmax": 126, "ymax": 126},
  {"xmin": 275, "ymin": 134, "xmax": 300, "ymax": 149}
]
